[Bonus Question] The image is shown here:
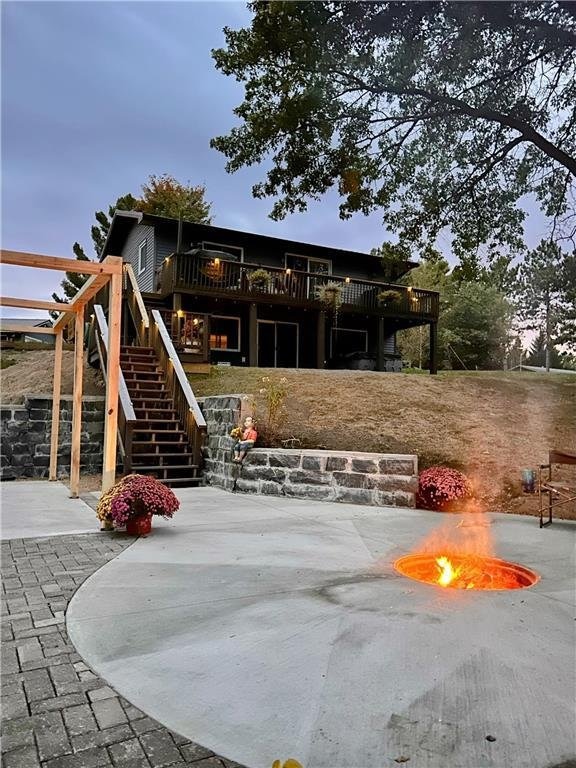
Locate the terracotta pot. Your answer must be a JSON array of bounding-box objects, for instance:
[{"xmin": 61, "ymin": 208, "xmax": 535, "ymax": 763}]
[{"xmin": 126, "ymin": 515, "xmax": 152, "ymax": 536}]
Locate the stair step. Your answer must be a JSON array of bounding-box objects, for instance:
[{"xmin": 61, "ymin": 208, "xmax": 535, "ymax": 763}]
[
  {"xmin": 162, "ymin": 477, "xmax": 203, "ymax": 486},
  {"xmin": 134, "ymin": 410, "xmax": 179, "ymax": 419},
  {"xmin": 121, "ymin": 362, "xmax": 162, "ymax": 373},
  {"xmin": 130, "ymin": 464, "xmax": 199, "ymax": 472},
  {"xmin": 124, "ymin": 372, "xmax": 165, "ymax": 381},
  {"xmin": 129, "ymin": 444, "xmax": 194, "ymax": 459},
  {"xmin": 121, "ymin": 346, "xmax": 155, "ymax": 354}
]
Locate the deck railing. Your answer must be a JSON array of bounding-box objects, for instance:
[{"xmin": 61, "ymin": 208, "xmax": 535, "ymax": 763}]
[
  {"xmin": 93, "ymin": 304, "xmax": 137, "ymax": 473},
  {"xmin": 149, "ymin": 310, "xmax": 207, "ymax": 468},
  {"xmin": 124, "ymin": 264, "xmax": 150, "ymax": 346},
  {"xmin": 158, "ymin": 253, "xmax": 439, "ymax": 319}
]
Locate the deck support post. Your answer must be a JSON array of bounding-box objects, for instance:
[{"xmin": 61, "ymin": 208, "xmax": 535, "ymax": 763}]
[
  {"xmin": 102, "ymin": 270, "xmax": 122, "ymax": 493},
  {"xmin": 429, "ymin": 321, "xmax": 438, "ymax": 375},
  {"xmin": 316, "ymin": 311, "xmax": 326, "ymax": 369},
  {"xmin": 376, "ymin": 317, "xmax": 386, "ymax": 372},
  {"xmin": 70, "ymin": 308, "xmax": 84, "ymax": 498},
  {"xmin": 49, "ymin": 331, "xmax": 63, "ymax": 481},
  {"xmin": 249, "ymin": 303, "xmax": 258, "ymax": 367}
]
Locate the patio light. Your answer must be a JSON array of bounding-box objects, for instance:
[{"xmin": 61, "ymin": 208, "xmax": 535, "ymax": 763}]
[{"xmin": 345, "ymin": 277, "xmax": 351, "ymax": 283}]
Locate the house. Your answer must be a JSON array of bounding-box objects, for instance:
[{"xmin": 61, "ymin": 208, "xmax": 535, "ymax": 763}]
[
  {"xmin": 0, "ymin": 317, "xmax": 55, "ymax": 346},
  {"xmin": 101, "ymin": 211, "xmax": 439, "ymax": 373}
]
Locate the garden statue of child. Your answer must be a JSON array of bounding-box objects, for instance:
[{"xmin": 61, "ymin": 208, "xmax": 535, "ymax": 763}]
[{"xmin": 232, "ymin": 416, "xmax": 258, "ymax": 463}]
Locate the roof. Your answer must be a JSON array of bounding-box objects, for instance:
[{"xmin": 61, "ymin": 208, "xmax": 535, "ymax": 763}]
[
  {"xmin": 0, "ymin": 318, "xmax": 53, "ymax": 329},
  {"xmin": 101, "ymin": 211, "xmax": 418, "ymax": 273}
]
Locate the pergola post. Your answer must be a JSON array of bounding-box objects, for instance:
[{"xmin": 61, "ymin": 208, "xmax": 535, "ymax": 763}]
[
  {"xmin": 101, "ymin": 269, "xmax": 123, "ymax": 492},
  {"xmin": 49, "ymin": 331, "xmax": 63, "ymax": 481},
  {"xmin": 70, "ymin": 308, "xmax": 84, "ymax": 498}
]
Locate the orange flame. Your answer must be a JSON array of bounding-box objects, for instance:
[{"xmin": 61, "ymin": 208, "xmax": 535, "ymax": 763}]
[{"xmin": 436, "ymin": 556, "xmax": 458, "ymax": 587}]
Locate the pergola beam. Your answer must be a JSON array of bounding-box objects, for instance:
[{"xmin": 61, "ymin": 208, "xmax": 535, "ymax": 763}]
[
  {"xmin": 0, "ymin": 296, "xmax": 72, "ymax": 313},
  {"xmin": 0, "ymin": 250, "xmax": 122, "ymax": 275},
  {"xmin": 1, "ymin": 248, "xmax": 123, "ymax": 498},
  {"xmin": 0, "ymin": 324, "xmax": 57, "ymax": 335}
]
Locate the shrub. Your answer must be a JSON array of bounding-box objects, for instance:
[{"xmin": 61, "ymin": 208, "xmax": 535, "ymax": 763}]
[
  {"xmin": 417, "ymin": 466, "xmax": 473, "ymax": 511},
  {"xmin": 96, "ymin": 474, "xmax": 179, "ymax": 529}
]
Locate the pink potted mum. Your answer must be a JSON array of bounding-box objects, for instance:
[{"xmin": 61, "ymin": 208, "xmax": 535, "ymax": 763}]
[{"xmin": 96, "ymin": 474, "xmax": 179, "ymax": 535}]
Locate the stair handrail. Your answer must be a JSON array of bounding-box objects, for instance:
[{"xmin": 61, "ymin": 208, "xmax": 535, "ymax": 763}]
[
  {"xmin": 150, "ymin": 309, "xmax": 207, "ymax": 467},
  {"xmin": 94, "ymin": 304, "xmax": 137, "ymax": 472},
  {"xmin": 124, "ymin": 263, "xmax": 150, "ymax": 346}
]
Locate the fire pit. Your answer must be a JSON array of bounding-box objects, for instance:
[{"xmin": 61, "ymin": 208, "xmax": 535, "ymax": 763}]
[{"xmin": 394, "ymin": 553, "xmax": 539, "ymax": 590}]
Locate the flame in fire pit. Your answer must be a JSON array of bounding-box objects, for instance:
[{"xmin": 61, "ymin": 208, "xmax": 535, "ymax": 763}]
[
  {"xmin": 392, "ymin": 513, "xmax": 539, "ymax": 591},
  {"xmin": 436, "ymin": 556, "xmax": 457, "ymax": 587},
  {"xmin": 395, "ymin": 552, "xmax": 539, "ymax": 590}
]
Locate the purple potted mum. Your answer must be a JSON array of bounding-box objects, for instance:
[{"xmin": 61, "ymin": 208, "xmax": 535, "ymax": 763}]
[{"xmin": 96, "ymin": 474, "xmax": 180, "ymax": 535}]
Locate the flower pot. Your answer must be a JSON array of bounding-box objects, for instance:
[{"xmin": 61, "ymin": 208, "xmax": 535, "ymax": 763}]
[{"xmin": 126, "ymin": 515, "xmax": 152, "ymax": 536}]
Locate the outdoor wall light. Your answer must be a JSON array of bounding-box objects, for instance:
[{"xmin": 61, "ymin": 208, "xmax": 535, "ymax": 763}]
[
  {"xmin": 345, "ymin": 277, "xmax": 351, "ymax": 283},
  {"xmin": 286, "ymin": 268, "xmax": 292, "ymax": 275},
  {"xmin": 177, "ymin": 310, "xmax": 184, "ymax": 318}
]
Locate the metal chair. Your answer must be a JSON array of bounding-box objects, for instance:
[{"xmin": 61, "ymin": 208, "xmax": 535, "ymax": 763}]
[{"xmin": 538, "ymin": 450, "xmax": 576, "ymax": 527}]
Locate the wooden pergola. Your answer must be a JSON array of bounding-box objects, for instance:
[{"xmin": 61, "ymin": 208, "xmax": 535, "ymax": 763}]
[{"xmin": 0, "ymin": 250, "xmax": 123, "ymax": 496}]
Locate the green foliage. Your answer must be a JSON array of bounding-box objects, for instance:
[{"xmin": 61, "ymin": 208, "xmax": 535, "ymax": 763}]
[
  {"xmin": 377, "ymin": 289, "xmax": 403, "ymax": 305},
  {"xmin": 526, "ymin": 329, "xmax": 565, "ymax": 369},
  {"xmin": 51, "ymin": 176, "xmax": 213, "ymax": 311},
  {"xmin": 247, "ymin": 268, "xmax": 272, "ymax": 290},
  {"xmin": 516, "ymin": 239, "xmax": 575, "ymax": 365},
  {"xmin": 442, "ymin": 282, "xmax": 514, "ymax": 370},
  {"xmin": 212, "ymin": 2, "xmax": 576, "ymax": 257},
  {"xmin": 255, "ymin": 375, "xmax": 289, "ymax": 445},
  {"xmin": 370, "ymin": 241, "xmax": 412, "ymax": 280},
  {"xmin": 315, "ymin": 280, "xmax": 344, "ymax": 311},
  {"xmin": 397, "ymin": 257, "xmax": 514, "ymax": 370},
  {"xmin": 138, "ymin": 174, "xmax": 212, "ymax": 223}
]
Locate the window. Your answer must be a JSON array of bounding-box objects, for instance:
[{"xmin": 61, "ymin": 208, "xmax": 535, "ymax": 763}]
[
  {"xmin": 202, "ymin": 242, "xmax": 244, "ymax": 262},
  {"xmin": 209, "ymin": 316, "xmax": 240, "ymax": 351},
  {"xmin": 331, "ymin": 328, "xmax": 368, "ymax": 356},
  {"xmin": 138, "ymin": 240, "xmax": 147, "ymax": 274},
  {"xmin": 285, "ymin": 253, "xmax": 332, "ymax": 274}
]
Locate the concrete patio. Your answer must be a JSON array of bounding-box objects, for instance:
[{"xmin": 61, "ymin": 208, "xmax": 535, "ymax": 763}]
[{"xmin": 65, "ymin": 487, "xmax": 576, "ymax": 768}]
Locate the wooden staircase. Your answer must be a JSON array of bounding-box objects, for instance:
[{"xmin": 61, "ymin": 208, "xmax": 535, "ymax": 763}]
[{"xmin": 120, "ymin": 345, "xmax": 203, "ymax": 487}]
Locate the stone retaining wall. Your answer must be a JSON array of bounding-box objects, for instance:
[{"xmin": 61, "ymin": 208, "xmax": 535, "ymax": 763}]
[
  {"xmin": 199, "ymin": 395, "xmax": 418, "ymax": 507},
  {"xmin": 1, "ymin": 395, "xmax": 105, "ymax": 480}
]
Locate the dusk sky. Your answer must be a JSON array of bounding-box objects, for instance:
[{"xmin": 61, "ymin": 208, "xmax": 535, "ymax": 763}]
[{"xmin": 1, "ymin": 1, "xmax": 546, "ymax": 320}]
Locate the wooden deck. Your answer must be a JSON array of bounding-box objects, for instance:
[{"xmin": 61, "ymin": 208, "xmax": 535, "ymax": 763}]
[{"xmin": 157, "ymin": 253, "xmax": 439, "ymax": 322}]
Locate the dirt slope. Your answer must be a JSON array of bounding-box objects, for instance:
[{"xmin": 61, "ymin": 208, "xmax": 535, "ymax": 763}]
[
  {"xmin": 1, "ymin": 350, "xmax": 104, "ymax": 402},
  {"xmin": 192, "ymin": 367, "xmax": 576, "ymax": 514}
]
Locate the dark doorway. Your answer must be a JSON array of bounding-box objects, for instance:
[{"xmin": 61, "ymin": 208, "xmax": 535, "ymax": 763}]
[{"xmin": 257, "ymin": 321, "xmax": 299, "ymax": 367}]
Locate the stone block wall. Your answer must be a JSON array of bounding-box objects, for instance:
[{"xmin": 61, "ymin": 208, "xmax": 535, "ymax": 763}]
[
  {"xmin": 199, "ymin": 395, "xmax": 418, "ymax": 508},
  {"xmin": 1, "ymin": 395, "xmax": 105, "ymax": 480}
]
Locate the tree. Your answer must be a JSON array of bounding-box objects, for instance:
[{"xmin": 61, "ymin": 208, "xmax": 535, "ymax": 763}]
[
  {"xmin": 51, "ymin": 177, "xmax": 212, "ymax": 311},
  {"xmin": 442, "ymin": 282, "xmax": 514, "ymax": 369},
  {"xmin": 138, "ymin": 174, "xmax": 212, "ymax": 223},
  {"xmin": 525, "ymin": 329, "xmax": 565, "ymax": 369},
  {"xmin": 211, "ymin": 2, "xmax": 576, "ymax": 257},
  {"xmin": 396, "ymin": 255, "xmax": 452, "ymax": 368},
  {"xmin": 516, "ymin": 239, "xmax": 574, "ymax": 370}
]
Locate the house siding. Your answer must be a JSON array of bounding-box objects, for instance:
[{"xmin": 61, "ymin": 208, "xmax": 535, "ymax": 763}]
[{"xmin": 121, "ymin": 224, "xmax": 156, "ymax": 292}]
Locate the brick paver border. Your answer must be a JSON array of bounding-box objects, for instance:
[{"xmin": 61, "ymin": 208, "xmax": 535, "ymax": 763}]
[{"xmin": 1, "ymin": 533, "xmax": 245, "ymax": 768}]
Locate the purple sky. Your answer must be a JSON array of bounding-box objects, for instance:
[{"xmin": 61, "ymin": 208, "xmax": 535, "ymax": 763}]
[{"xmin": 1, "ymin": 1, "xmax": 546, "ymax": 320}]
